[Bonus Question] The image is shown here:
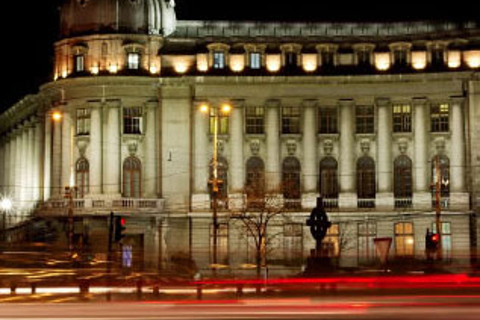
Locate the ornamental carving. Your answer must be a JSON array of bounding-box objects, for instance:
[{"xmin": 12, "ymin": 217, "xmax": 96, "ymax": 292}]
[
  {"xmin": 360, "ymin": 139, "xmax": 371, "ymax": 155},
  {"xmin": 323, "ymin": 139, "xmax": 334, "ymax": 156},
  {"xmin": 286, "ymin": 140, "xmax": 297, "ymax": 156},
  {"xmin": 250, "ymin": 139, "xmax": 260, "ymax": 156},
  {"xmin": 398, "ymin": 138, "xmax": 409, "ymax": 154}
]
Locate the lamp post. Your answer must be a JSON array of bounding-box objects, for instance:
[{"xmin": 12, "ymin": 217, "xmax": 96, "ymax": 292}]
[
  {"xmin": 199, "ymin": 103, "xmax": 232, "ymax": 267},
  {"xmin": 52, "ymin": 110, "xmax": 77, "ymax": 256}
]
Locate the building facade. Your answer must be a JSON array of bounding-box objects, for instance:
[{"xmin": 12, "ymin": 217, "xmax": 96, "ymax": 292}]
[{"xmin": 0, "ymin": 0, "xmax": 480, "ymax": 274}]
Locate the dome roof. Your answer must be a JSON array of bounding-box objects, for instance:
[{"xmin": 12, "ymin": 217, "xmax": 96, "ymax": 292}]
[{"xmin": 60, "ymin": 0, "xmax": 176, "ymax": 39}]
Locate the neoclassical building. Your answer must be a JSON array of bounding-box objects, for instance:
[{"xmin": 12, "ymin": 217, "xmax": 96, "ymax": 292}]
[{"xmin": 0, "ymin": 0, "xmax": 480, "ymax": 272}]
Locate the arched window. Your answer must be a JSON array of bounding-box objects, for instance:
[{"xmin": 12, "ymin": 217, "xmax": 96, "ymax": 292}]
[
  {"xmin": 319, "ymin": 157, "xmax": 339, "ymax": 199},
  {"xmin": 357, "ymin": 156, "xmax": 376, "ymax": 201},
  {"xmin": 209, "ymin": 157, "xmax": 229, "ymax": 205},
  {"xmin": 394, "ymin": 155, "xmax": 413, "ymax": 199},
  {"xmin": 246, "ymin": 157, "xmax": 265, "ymax": 207},
  {"xmin": 75, "ymin": 158, "xmax": 89, "ymax": 198},
  {"xmin": 123, "ymin": 157, "xmax": 142, "ymax": 198},
  {"xmin": 431, "ymin": 155, "xmax": 450, "ymax": 199},
  {"xmin": 283, "ymin": 157, "xmax": 301, "ymax": 209}
]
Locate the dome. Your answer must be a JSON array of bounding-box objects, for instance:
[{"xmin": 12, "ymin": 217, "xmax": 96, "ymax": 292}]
[{"xmin": 60, "ymin": 0, "xmax": 177, "ymax": 39}]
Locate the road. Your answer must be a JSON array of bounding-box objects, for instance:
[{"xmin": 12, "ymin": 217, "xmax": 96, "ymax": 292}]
[{"xmin": 1, "ymin": 295, "xmax": 480, "ymax": 319}]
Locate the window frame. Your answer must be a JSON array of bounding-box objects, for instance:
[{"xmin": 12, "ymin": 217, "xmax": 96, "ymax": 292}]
[
  {"xmin": 123, "ymin": 107, "xmax": 143, "ymax": 135},
  {"xmin": 282, "ymin": 107, "xmax": 301, "ymax": 134},
  {"xmin": 74, "ymin": 54, "xmax": 85, "ymax": 73},
  {"xmin": 123, "ymin": 156, "xmax": 142, "ymax": 199},
  {"xmin": 127, "ymin": 52, "xmax": 141, "ymax": 70},
  {"xmin": 75, "ymin": 158, "xmax": 89, "ymax": 198},
  {"xmin": 319, "ymin": 156, "xmax": 339, "ymax": 199},
  {"xmin": 245, "ymin": 107, "xmax": 265, "ymax": 134},
  {"xmin": 393, "ymin": 104, "xmax": 412, "ymax": 133},
  {"xmin": 250, "ymin": 52, "xmax": 261, "ymax": 69},
  {"xmin": 76, "ymin": 108, "xmax": 91, "ymax": 136},
  {"xmin": 213, "ymin": 51, "xmax": 225, "ymax": 69},
  {"xmin": 394, "ymin": 222, "xmax": 415, "ymax": 257},
  {"xmin": 356, "ymin": 105, "xmax": 375, "ymax": 134},
  {"xmin": 318, "ymin": 107, "xmax": 338, "ymax": 134},
  {"xmin": 431, "ymin": 103, "xmax": 450, "ymax": 133}
]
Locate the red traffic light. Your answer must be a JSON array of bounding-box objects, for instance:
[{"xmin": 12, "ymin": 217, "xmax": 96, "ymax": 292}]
[
  {"xmin": 121, "ymin": 218, "xmax": 126, "ymax": 226},
  {"xmin": 432, "ymin": 234, "xmax": 439, "ymax": 242}
]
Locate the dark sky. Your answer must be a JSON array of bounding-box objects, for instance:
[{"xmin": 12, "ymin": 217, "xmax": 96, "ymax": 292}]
[{"xmin": 0, "ymin": 0, "xmax": 475, "ymax": 114}]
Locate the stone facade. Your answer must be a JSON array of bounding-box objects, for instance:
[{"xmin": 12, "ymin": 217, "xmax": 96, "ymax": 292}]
[{"xmin": 0, "ymin": 4, "xmax": 479, "ymax": 274}]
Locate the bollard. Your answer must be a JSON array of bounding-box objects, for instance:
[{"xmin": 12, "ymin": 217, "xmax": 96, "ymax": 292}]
[
  {"xmin": 10, "ymin": 284, "xmax": 17, "ymax": 295},
  {"xmin": 196, "ymin": 284, "xmax": 203, "ymax": 300},
  {"xmin": 31, "ymin": 283, "xmax": 37, "ymax": 295},
  {"xmin": 236, "ymin": 284, "xmax": 243, "ymax": 298},
  {"xmin": 136, "ymin": 279, "xmax": 143, "ymax": 300}
]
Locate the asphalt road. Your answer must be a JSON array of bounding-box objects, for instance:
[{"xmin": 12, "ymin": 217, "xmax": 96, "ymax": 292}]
[{"xmin": 1, "ymin": 295, "xmax": 480, "ymax": 320}]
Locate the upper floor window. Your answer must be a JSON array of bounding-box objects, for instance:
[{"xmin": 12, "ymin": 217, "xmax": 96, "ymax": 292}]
[
  {"xmin": 76, "ymin": 108, "xmax": 91, "ymax": 136},
  {"xmin": 358, "ymin": 50, "xmax": 371, "ymax": 67},
  {"xmin": 75, "ymin": 158, "xmax": 89, "ymax": 199},
  {"xmin": 250, "ymin": 52, "xmax": 261, "ymax": 69},
  {"xmin": 321, "ymin": 51, "xmax": 335, "ymax": 69},
  {"xmin": 318, "ymin": 107, "xmax": 338, "ymax": 134},
  {"xmin": 245, "ymin": 107, "xmax": 264, "ymax": 134},
  {"xmin": 393, "ymin": 104, "xmax": 412, "ymax": 133},
  {"xmin": 285, "ymin": 52, "xmax": 297, "ymax": 68},
  {"xmin": 123, "ymin": 156, "xmax": 142, "ymax": 198},
  {"xmin": 282, "ymin": 107, "xmax": 301, "ymax": 134},
  {"xmin": 209, "ymin": 108, "xmax": 229, "ymax": 135},
  {"xmin": 431, "ymin": 103, "xmax": 449, "ymax": 132},
  {"xmin": 356, "ymin": 105, "xmax": 375, "ymax": 134},
  {"xmin": 74, "ymin": 55, "xmax": 85, "ymax": 73},
  {"xmin": 431, "ymin": 48, "xmax": 445, "ymax": 68},
  {"xmin": 123, "ymin": 107, "xmax": 143, "ymax": 134},
  {"xmin": 393, "ymin": 49, "xmax": 408, "ymax": 68},
  {"xmin": 213, "ymin": 51, "xmax": 225, "ymax": 69},
  {"xmin": 127, "ymin": 52, "xmax": 140, "ymax": 70}
]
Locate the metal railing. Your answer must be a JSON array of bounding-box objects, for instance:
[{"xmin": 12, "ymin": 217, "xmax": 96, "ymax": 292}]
[
  {"xmin": 395, "ymin": 198, "xmax": 413, "ymax": 209},
  {"xmin": 358, "ymin": 198, "xmax": 376, "ymax": 209}
]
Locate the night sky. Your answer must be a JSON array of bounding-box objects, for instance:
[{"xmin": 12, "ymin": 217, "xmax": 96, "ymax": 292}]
[{"xmin": 0, "ymin": 0, "xmax": 475, "ymax": 114}]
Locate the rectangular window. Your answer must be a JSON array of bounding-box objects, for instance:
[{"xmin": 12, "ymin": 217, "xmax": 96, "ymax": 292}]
[
  {"xmin": 393, "ymin": 104, "xmax": 412, "ymax": 133},
  {"xmin": 245, "ymin": 107, "xmax": 265, "ymax": 134},
  {"xmin": 123, "ymin": 107, "xmax": 143, "ymax": 134},
  {"xmin": 432, "ymin": 222, "xmax": 452, "ymax": 261},
  {"xmin": 210, "ymin": 223, "xmax": 229, "ymax": 265},
  {"xmin": 209, "ymin": 108, "xmax": 229, "ymax": 135},
  {"xmin": 324, "ymin": 223, "xmax": 340, "ymax": 258},
  {"xmin": 431, "ymin": 103, "xmax": 449, "ymax": 132},
  {"xmin": 282, "ymin": 107, "xmax": 301, "ymax": 134},
  {"xmin": 358, "ymin": 51, "xmax": 371, "ymax": 67},
  {"xmin": 431, "ymin": 49, "xmax": 445, "ymax": 67},
  {"xmin": 358, "ymin": 222, "xmax": 377, "ymax": 264},
  {"xmin": 76, "ymin": 108, "xmax": 91, "ymax": 136},
  {"xmin": 321, "ymin": 51, "xmax": 335, "ymax": 68},
  {"xmin": 213, "ymin": 51, "xmax": 225, "ymax": 69},
  {"xmin": 284, "ymin": 223, "xmax": 303, "ymax": 262},
  {"xmin": 75, "ymin": 55, "xmax": 85, "ymax": 73},
  {"xmin": 250, "ymin": 52, "xmax": 261, "ymax": 69},
  {"xmin": 318, "ymin": 107, "xmax": 338, "ymax": 134},
  {"xmin": 356, "ymin": 105, "xmax": 375, "ymax": 134},
  {"xmin": 127, "ymin": 53, "xmax": 140, "ymax": 70},
  {"xmin": 395, "ymin": 222, "xmax": 414, "ymax": 257},
  {"xmin": 285, "ymin": 52, "xmax": 297, "ymax": 67},
  {"xmin": 393, "ymin": 50, "xmax": 407, "ymax": 68}
]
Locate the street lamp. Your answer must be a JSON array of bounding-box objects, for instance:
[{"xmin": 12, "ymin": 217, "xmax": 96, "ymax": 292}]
[{"xmin": 199, "ymin": 103, "xmax": 232, "ymax": 267}]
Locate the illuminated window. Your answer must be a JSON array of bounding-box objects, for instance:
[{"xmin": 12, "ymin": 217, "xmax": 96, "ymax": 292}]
[
  {"xmin": 210, "ymin": 223, "xmax": 229, "ymax": 265},
  {"xmin": 284, "ymin": 223, "xmax": 303, "ymax": 263},
  {"xmin": 282, "ymin": 107, "xmax": 301, "ymax": 134},
  {"xmin": 250, "ymin": 52, "xmax": 261, "ymax": 69},
  {"xmin": 123, "ymin": 157, "xmax": 142, "ymax": 198},
  {"xmin": 245, "ymin": 107, "xmax": 265, "ymax": 134},
  {"xmin": 246, "ymin": 157, "xmax": 265, "ymax": 209},
  {"xmin": 283, "ymin": 157, "xmax": 301, "ymax": 209},
  {"xmin": 213, "ymin": 51, "xmax": 225, "ymax": 69},
  {"xmin": 318, "ymin": 107, "xmax": 338, "ymax": 134},
  {"xmin": 209, "ymin": 108, "xmax": 229, "ymax": 135},
  {"xmin": 123, "ymin": 107, "xmax": 143, "ymax": 134},
  {"xmin": 324, "ymin": 223, "xmax": 340, "ymax": 257},
  {"xmin": 393, "ymin": 104, "xmax": 412, "ymax": 133},
  {"xmin": 75, "ymin": 158, "xmax": 89, "ymax": 198},
  {"xmin": 76, "ymin": 108, "xmax": 91, "ymax": 136},
  {"xmin": 431, "ymin": 104, "xmax": 449, "ymax": 132},
  {"xmin": 395, "ymin": 222, "xmax": 414, "ymax": 257},
  {"xmin": 127, "ymin": 52, "xmax": 140, "ymax": 70},
  {"xmin": 356, "ymin": 105, "xmax": 374, "ymax": 134},
  {"xmin": 319, "ymin": 157, "xmax": 339, "ymax": 200},
  {"xmin": 358, "ymin": 222, "xmax": 377, "ymax": 265},
  {"xmin": 432, "ymin": 222, "xmax": 452, "ymax": 261},
  {"xmin": 74, "ymin": 55, "xmax": 85, "ymax": 73}
]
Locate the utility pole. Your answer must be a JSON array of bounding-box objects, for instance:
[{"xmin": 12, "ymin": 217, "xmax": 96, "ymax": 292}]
[
  {"xmin": 211, "ymin": 114, "xmax": 219, "ymax": 266},
  {"xmin": 435, "ymin": 155, "xmax": 443, "ymax": 260}
]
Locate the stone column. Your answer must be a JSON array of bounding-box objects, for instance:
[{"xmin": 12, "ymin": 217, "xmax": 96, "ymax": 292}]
[
  {"xmin": 376, "ymin": 98, "xmax": 394, "ymax": 210},
  {"xmin": 302, "ymin": 100, "xmax": 318, "ymax": 209},
  {"xmin": 144, "ymin": 103, "xmax": 157, "ymax": 198},
  {"xmin": 192, "ymin": 102, "xmax": 210, "ymax": 210},
  {"xmin": 266, "ymin": 100, "xmax": 281, "ymax": 194},
  {"xmin": 33, "ymin": 121, "xmax": 43, "ymax": 201},
  {"xmin": 3, "ymin": 140, "xmax": 10, "ymax": 196},
  {"xmin": 450, "ymin": 96, "xmax": 468, "ymax": 210},
  {"xmin": 339, "ymin": 99, "xmax": 357, "ymax": 209},
  {"xmin": 413, "ymin": 98, "xmax": 431, "ymax": 210},
  {"xmin": 0, "ymin": 142, "xmax": 4, "ymax": 195},
  {"xmin": 103, "ymin": 103, "xmax": 121, "ymax": 196},
  {"xmin": 89, "ymin": 104, "xmax": 102, "ymax": 195},
  {"xmin": 51, "ymin": 118, "xmax": 63, "ymax": 198},
  {"xmin": 10, "ymin": 134, "xmax": 17, "ymax": 200},
  {"xmin": 26, "ymin": 125, "xmax": 35, "ymax": 206},
  {"xmin": 61, "ymin": 112, "xmax": 72, "ymax": 190},
  {"xmin": 229, "ymin": 100, "xmax": 245, "ymax": 209},
  {"xmin": 44, "ymin": 115, "xmax": 52, "ymax": 200},
  {"xmin": 20, "ymin": 129, "xmax": 29, "ymax": 207}
]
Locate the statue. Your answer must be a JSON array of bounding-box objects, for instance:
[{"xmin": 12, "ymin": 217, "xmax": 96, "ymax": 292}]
[{"xmin": 306, "ymin": 197, "xmax": 332, "ymax": 255}]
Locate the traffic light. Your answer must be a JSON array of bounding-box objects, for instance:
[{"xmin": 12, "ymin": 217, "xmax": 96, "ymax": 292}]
[
  {"xmin": 426, "ymin": 233, "xmax": 440, "ymax": 251},
  {"xmin": 114, "ymin": 216, "xmax": 126, "ymax": 243}
]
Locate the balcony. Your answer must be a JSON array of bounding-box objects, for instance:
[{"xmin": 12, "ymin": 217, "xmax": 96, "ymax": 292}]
[
  {"xmin": 358, "ymin": 198, "xmax": 376, "ymax": 209},
  {"xmin": 323, "ymin": 198, "xmax": 339, "ymax": 209},
  {"xmin": 395, "ymin": 198, "xmax": 413, "ymax": 209}
]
